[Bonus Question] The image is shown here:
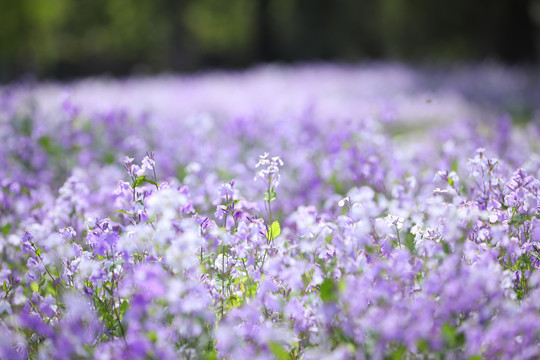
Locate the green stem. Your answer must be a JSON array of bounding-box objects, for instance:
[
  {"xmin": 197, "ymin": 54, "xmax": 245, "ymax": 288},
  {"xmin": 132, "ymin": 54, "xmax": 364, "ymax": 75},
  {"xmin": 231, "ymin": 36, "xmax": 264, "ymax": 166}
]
[
  {"xmin": 241, "ymin": 259, "xmax": 254, "ymax": 287},
  {"xmin": 30, "ymin": 242, "xmax": 61, "ymax": 291},
  {"xmin": 221, "ymin": 246, "xmax": 225, "ymax": 319}
]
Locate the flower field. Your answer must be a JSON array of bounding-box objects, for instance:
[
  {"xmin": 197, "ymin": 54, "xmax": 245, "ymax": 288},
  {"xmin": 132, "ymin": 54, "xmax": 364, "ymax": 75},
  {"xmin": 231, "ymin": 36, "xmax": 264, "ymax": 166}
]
[{"xmin": 1, "ymin": 64, "xmax": 540, "ymax": 359}]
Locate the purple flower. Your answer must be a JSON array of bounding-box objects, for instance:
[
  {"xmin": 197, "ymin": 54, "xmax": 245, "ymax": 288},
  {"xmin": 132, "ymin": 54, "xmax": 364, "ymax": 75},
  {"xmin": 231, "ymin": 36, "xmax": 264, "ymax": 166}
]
[{"xmin": 219, "ymin": 182, "xmax": 234, "ymax": 198}]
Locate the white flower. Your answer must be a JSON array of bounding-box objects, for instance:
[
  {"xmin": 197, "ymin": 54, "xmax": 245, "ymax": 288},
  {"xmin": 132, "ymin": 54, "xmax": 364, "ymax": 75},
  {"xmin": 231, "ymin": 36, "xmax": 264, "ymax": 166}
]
[
  {"xmin": 385, "ymin": 214, "xmax": 404, "ymax": 230},
  {"xmin": 85, "ymin": 218, "xmax": 96, "ymax": 229},
  {"xmin": 338, "ymin": 196, "xmax": 350, "ymax": 207},
  {"xmin": 254, "ymin": 153, "xmax": 284, "ymax": 188}
]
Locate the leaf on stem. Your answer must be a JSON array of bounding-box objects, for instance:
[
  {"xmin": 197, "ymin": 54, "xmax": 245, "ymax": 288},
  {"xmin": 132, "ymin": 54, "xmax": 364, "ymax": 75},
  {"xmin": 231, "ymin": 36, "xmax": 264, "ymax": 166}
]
[
  {"xmin": 268, "ymin": 342, "xmax": 289, "ymax": 360},
  {"xmin": 266, "ymin": 221, "xmax": 281, "ymax": 240},
  {"xmin": 264, "ymin": 188, "xmax": 277, "ymax": 203},
  {"xmin": 131, "ymin": 175, "xmax": 159, "ymax": 189}
]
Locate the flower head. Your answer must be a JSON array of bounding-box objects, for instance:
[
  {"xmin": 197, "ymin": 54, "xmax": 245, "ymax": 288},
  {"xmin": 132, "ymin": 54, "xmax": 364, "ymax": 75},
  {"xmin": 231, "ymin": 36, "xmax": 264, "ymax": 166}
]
[{"xmin": 254, "ymin": 153, "xmax": 284, "ymax": 189}]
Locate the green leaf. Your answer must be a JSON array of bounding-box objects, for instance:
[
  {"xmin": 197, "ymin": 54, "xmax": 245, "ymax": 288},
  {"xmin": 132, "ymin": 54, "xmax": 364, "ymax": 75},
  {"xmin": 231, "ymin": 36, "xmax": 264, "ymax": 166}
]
[
  {"xmin": 329, "ymin": 173, "xmax": 346, "ymax": 196},
  {"xmin": 389, "ymin": 344, "xmax": 407, "ymax": 360},
  {"xmin": 227, "ymin": 294, "xmax": 241, "ymax": 309},
  {"xmin": 38, "ymin": 136, "xmax": 63, "ymax": 156},
  {"xmin": 119, "ymin": 300, "xmax": 129, "ymax": 316},
  {"xmin": 102, "ymin": 311, "xmax": 115, "ymax": 328},
  {"xmin": 442, "ymin": 323, "xmax": 455, "ymax": 344},
  {"xmin": 266, "ymin": 221, "xmax": 281, "ymax": 240},
  {"xmin": 319, "ymin": 278, "xmax": 338, "ymax": 303},
  {"xmin": 417, "ymin": 339, "xmax": 429, "ymax": 353},
  {"xmin": 113, "ymin": 209, "xmax": 135, "ymax": 216},
  {"xmin": 468, "ymin": 356, "xmax": 482, "ymax": 360},
  {"xmin": 268, "ymin": 342, "xmax": 289, "ymax": 360},
  {"xmin": 147, "ymin": 331, "xmax": 158, "ymax": 342},
  {"xmin": 203, "ymin": 348, "xmax": 218, "ymax": 360},
  {"xmin": 131, "ymin": 175, "xmax": 148, "ymax": 188},
  {"xmin": 509, "ymin": 213, "xmax": 532, "ymax": 227},
  {"xmin": 241, "ymin": 277, "xmax": 258, "ymax": 298},
  {"xmin": 103, "ymin": 285, "xmax": 113, "ymax": 296},
  {"xmin": 103, "ymin": 152, "xmax": 115, "ymax": 164},
  {"xmin": 404, "ymin": 232, "xmax": 415, "ymax": 253},
  {"xmin": 176, "ymin": 165, "xmax": 187, "ymax": 182},
  {"xmin": 442, "ymin": 242, "xmax": 451, "ymax": 254},
  {"xmin": 217, "ymin": 245, "xmax": 231, "ymax": 254},
  {"xmin": 451, "ymin": 158, "xmax": 459, "ymax": 173},
  {"xmin": 3, "ymin": 281, "xmax": 7, "ymax": 295},
  {"xmin": 0, "ymin": 223, "xmax": 11, "ymax": 235},
  {"xmin": 30, "ymin": 282, "xmax": 39, "ymax": 293},
  {"xmin": 146, "ymin": 214, "xmax": 156, "ymax": 224},
  {"xmin": 45, "ymin": 283, "xmax": 57, "ymax": 296},
  {"xmin": 93, "ymin": 295, "xmax": 115, "ymax": 326},
  {"xmin": 145, "ymin": 179, "xmax": 159, "ymax": 188},
  {"xmin": 35, "ymin": 248, "xmax": 42, "ymax": 257},
  {"xmin": 264, "ymin": 187, "xmax": 277, "ymax": 203},
  {"xmin": 442, "ymin": 323, "xmax": 465, "ymax": 348}
]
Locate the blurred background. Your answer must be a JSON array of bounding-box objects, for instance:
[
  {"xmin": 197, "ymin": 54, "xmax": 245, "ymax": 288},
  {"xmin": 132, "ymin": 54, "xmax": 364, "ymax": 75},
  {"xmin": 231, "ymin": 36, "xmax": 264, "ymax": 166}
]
[{"xmin": 1, "ymin": 0, "xmax": 539, "ymax": 82}]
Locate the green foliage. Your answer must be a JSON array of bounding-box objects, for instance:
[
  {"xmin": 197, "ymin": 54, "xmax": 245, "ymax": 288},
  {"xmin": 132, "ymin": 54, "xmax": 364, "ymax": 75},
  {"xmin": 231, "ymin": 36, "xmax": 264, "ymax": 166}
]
[
  {"xmin": 202, "ymin": 348, "xmax": 218, "ymax": 360},
  {"xmin": 266, "ymin": 221, "xmax": 281, "ymax": 240},
  {"xmin": 387, "ymin": 344, "xmax": 407, "ymax": 360},
  {"xmin": 132, "ymin": 175, "xmax": 148, "ymax": 188},
  {"xmin": 268, "ymin": 342, "xmax": 289, "ymax": 360},
  {"xmin": 319, "ymin": 278, "xmax": 338, "ymax": 303},
  {"xmin": 441, "ymin": 323, "xmax": 465, "ymax": 349},
  {"xmin": 468, "ymin": 355, "xmax": 483, "ymax": 360},
  {"xmin": 404, "ymin": 231, "xmax": 416, "ymax": 253},
  {"xmin": 330, "ymin": 173, "xmax": 346, "ymax": 196},
  {"xmin": 416, "ymin": 339, "xmax": 430, "ymax": 353},
  {"xmin": 264, "ymin": 187, "xmax": 277, "ymax": 203},
  {"xmin": 0, "ymin": 0, "xmax": 536, "ymax": 82},
  {"xmin": 451, "ymin": 159, "xmax": 459, "ymax": 173},
  {"xmin": 131, "ymin": 175, "xmax": 159, "ymax": 189},
  {"xmin": 176, "ymin": 165, "xmax": 187, "ymax": 182},
  {"xmin": 147, "ymin": 331, "xmax": 158, "ymax": 342},
  {"xmin": 0, "ymin": 223, "xmax": 11, "ymax": 235},
  {"xmin": 38, "ymin": 136, "xmax": 64, "ymax": 157},
  {"xmin": 184, "ymin": 0, "xmax": 255, "ymax": 53},
  {"xmin": 119, "ymin": 300, "xmax": 129, "ymax": 316},
  {"xmin": 29, "ymin": 282, "xmax": 38, "ymax": 293},
  {"xmin": 113, "ymin": 209, "xmax": 135, "ymax": 216}
]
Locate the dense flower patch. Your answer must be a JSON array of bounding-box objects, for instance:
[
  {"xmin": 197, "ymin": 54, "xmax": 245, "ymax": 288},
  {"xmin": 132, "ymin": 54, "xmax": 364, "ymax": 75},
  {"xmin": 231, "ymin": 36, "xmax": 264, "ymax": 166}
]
[{"xmin": 0, "ymin": 64, "xmax": 539, "ymax": 359}]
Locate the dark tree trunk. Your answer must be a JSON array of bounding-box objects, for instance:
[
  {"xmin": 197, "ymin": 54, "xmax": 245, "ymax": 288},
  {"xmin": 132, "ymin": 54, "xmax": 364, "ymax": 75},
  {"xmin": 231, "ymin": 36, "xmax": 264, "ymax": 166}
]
[{"xmin": 256, "ymin": 0, "xmax": 273, "ymax": 62}]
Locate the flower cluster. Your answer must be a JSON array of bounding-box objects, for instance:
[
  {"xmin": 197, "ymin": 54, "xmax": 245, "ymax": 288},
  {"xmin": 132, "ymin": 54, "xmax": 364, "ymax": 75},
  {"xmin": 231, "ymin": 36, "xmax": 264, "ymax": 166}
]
[{"xmin": 254, "ymin": 153, "xmax": 284, "ymax": 189}]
